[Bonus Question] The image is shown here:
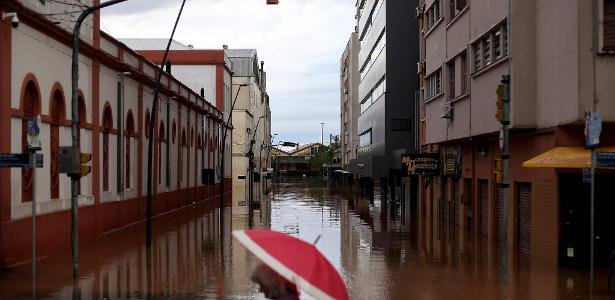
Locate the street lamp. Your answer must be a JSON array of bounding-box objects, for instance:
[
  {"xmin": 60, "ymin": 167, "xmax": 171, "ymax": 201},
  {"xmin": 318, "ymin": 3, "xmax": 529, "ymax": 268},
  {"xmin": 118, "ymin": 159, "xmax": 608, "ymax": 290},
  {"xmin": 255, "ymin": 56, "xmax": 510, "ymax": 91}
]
[{"xmin": 71, "ymin": 0, "xmax": 129, "ymax": 280}]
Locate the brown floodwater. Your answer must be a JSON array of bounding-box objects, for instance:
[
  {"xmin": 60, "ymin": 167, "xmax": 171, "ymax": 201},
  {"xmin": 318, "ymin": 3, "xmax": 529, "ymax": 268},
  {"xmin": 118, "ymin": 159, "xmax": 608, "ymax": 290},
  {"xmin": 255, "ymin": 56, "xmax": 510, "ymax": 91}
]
[{"xmin": 0, "ymin": 177, "xmax": 612, "ymax": 299}]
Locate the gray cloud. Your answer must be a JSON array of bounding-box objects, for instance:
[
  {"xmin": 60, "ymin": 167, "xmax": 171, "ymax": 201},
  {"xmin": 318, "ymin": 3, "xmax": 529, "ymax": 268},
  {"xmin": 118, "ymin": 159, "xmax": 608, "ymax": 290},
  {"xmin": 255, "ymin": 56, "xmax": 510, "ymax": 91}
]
[{"xmin": 102, "ymin": 0, "xmax": 355, "ymax": 145}]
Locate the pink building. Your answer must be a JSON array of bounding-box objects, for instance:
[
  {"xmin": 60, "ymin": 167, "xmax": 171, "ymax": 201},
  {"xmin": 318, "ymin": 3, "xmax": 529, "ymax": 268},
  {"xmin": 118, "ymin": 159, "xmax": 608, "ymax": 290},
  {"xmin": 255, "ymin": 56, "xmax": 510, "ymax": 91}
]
[
  {"xmin": 418, "ymin": 0, "xmax": 615, "ymax": 268},
  {"xmin": 0, "ymin": 0, "xmax": 228, "ymax": 269}
]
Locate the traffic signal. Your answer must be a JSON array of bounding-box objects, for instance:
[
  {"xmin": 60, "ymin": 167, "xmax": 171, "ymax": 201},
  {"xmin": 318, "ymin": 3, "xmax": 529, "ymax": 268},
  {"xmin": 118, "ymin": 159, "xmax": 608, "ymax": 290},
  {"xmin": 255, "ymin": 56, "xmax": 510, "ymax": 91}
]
[
  {"xmin": 493, "ymin": 158, "xmax": 503, "ymax": 183},
  {"xmin": 80, "ymin": 152, "xmax": 92, "ymax": 177},
  {"xmin": 495, "ymin": 84, "xmax": 505, "ymax": 123}
]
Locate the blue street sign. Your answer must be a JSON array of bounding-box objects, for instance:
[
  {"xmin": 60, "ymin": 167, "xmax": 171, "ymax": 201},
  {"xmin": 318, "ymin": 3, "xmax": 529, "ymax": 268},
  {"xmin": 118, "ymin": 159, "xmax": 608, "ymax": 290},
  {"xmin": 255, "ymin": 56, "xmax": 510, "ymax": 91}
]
[
  {"xmin": 597, "ymin": 152, "xmax": 615, "ymax": 168},
  {"xmin": 585, "ymin": 111, "xmax": 602, "ymax": 148},
  {"xmin": 0, "ymin": 153, "xmax": 43, "ymax": 168}
]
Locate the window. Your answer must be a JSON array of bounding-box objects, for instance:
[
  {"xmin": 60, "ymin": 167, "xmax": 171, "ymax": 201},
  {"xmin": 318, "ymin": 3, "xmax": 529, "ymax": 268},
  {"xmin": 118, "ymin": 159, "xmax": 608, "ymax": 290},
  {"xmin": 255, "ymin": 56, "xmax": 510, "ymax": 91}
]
[
  {"xmin": 392, "ymin": 119, "xmax": 412, "ymax": 131},
  {"xmin": 473, "ymin": 43, "xmax": 481, "ymax": 72},
  {"xmin": 493, "ymin": 29, "xmax": 502, "ymax": 59},
  {"xmin": 102, "ymin": 105, "xmax": 113, "ymax": 192},
  {"xmin": 359, "ymin": 129, "xmax": 372, "ymax": 147},
  {"xmin": 447, "ymin": 60, "xmax": 455, "ymax": 99},
  {"xmin": 144, "ymin": 109, "xmax": 150, "ymax": 139},
  {"xmin": 360, "ymin": 77, "xmax": 386, "ymax": 113},
  {"xmin": 425, "ymin": 69, "xmax": 442, "ymax": 100},
  {"xmin": 472, "ymin": 21, "xmax": 508, "ymax": 72},
  {"xmin": 425, "ymin": 0, "xmax": 442, "ymax": 32},
  {"xmin": 21, "ymin": 80, "xmax": 40, "ymax": 203},
  {"xmin": 448, "ymin": 0, "xmax": 467, "ymax": 20},
  {"xmin": 460, "ymin": 52, "xmax": 468, "ymax": 94},
  {"xmin": 602, "ymin": 0, "xmax": 615, "ymax": 51},
  {"xmin": 360, "ymin": 29, "xmax": 386, "ymax": 80},
  {"xmin": 125, "ymin": 112, "xmax": 135, "ymax": 190},
  {"xmin": 50, "ymin": 90, "xmax": 65, "ymax": 199}
]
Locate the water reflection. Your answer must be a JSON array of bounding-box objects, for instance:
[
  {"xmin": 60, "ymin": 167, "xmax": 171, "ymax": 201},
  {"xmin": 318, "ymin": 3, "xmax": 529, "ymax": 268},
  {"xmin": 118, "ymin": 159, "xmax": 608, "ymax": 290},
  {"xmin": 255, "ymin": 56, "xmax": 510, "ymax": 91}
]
[{"xmin": 0, "ymin": 177, "xmax": 612, "ymax": 299}]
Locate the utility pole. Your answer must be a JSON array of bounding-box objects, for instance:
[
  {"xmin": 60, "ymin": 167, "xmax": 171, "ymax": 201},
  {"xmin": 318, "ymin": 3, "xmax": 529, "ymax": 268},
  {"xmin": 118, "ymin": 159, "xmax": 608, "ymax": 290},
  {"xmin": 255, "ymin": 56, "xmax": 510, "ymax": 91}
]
[
  {"xmin": 495, "ymin": 75, "xmax": 511, "ymax": 282},
  {"xmin": 71, "ymin": 0, "xmax": 129, "ymax": 280},
  {"xmin": 145, "ymin": 0, "xmax": 187, "ymax": 248}
]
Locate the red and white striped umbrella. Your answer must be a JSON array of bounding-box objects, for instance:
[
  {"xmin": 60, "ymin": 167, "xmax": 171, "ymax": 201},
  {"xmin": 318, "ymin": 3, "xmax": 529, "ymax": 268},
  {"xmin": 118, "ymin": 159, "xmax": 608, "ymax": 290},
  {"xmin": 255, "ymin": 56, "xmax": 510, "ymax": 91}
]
[{"xmin": 233, "ymin": 229, "xmax": 348, "ymax": 300}]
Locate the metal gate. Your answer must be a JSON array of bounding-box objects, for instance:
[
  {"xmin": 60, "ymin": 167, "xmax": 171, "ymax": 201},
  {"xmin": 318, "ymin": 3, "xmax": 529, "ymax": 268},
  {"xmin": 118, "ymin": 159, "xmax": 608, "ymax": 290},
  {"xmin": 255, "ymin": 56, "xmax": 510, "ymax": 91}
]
[
  {"xmin": 518, "ymin": 183, "xmax": 532, "ymax": 255},
  {"xmin": 479, "ymin": 180, "xmax": 488, "ymax": 236}
]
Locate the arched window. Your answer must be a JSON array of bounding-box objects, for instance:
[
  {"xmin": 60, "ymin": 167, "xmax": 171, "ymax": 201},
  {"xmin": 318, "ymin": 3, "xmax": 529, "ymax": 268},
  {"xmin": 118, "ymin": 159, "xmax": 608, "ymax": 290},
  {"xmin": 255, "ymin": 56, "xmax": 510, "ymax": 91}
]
[
  {"xmin": 144, "ymin": 109, "xmax": 150, "ymax": 139},
  {"xmin": 102, "ymin": 105, "xmax": 113, "ymax": 191},
  {"xmin": 158, "ymin": 121, "xmax": 165, "ymax": 185},
  {"xmin": 172, "ymin": 119, "xmax": 177, "ymax": 144},
  {"xmin": 180, "ymin": 128, "xmax": 186, "ymax": 182},
  {"xmin": 21, "ymin": 80, "xmax": 40, "ymax": 203},
  {"xmin": 125, "ymin": 111, "xmax": 135, "ymax": 189},
  {"xmin": 50, "ymin": 88, "xmax": 66, "ymax": 199}
]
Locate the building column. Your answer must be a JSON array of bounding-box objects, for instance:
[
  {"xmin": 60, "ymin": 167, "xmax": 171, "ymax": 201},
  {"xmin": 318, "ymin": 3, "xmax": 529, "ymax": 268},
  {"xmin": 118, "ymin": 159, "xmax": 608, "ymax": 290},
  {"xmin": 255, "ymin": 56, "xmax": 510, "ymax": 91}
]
[{"xmin": 0, "ymin": 18, "xmax": 13, "ymax": 267}]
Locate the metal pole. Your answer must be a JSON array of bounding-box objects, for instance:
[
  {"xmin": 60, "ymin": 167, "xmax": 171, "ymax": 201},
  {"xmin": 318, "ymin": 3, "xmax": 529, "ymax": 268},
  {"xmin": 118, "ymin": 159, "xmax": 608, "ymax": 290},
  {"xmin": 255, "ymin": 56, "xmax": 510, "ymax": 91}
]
[
  {"xmin": 590, "ymin": 149, "xmax": 596, "ymax": 298},
  {"xmin": 30, "ymin": 151, "xmax": 36, "ymax": 299},
  {"xmin": 145, "ymin": 0, "xmax": 187, "ymax": 248},
  {"xmin": 72, "ymin": 0, "xmax": 129, "ymax": 280},
  {"xmin": 500, "ymin": 75, "xmax": 511, "ymax": 282}
]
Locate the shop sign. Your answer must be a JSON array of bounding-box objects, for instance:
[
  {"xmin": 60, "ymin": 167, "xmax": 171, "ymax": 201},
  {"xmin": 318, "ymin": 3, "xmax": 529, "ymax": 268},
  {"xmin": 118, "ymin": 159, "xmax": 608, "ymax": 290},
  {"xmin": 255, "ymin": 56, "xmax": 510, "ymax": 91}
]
[
  {"xmin": 442, "ymin": 147, "xmax": 461, "ymax": 178},
  {"xmin": 401, "ymin": 153, "xmax": 440, "ymax": 176},
  {"xmin": 597, "ymin": 152, "xmax": 615, "ymax": 168}
]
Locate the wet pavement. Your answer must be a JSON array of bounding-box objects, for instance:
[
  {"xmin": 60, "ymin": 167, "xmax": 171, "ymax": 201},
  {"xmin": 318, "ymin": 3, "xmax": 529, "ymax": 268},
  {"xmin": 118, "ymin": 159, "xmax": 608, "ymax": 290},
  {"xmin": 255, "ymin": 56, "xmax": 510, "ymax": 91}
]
[{"xmin": 0, "ymin": 177, "xmax": 613, "ymax": 299}]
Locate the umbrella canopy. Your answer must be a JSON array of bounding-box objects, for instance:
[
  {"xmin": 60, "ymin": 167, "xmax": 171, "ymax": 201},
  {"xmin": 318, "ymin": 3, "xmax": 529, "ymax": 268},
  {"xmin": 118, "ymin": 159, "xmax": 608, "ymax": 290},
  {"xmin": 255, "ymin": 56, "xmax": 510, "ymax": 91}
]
[{"xmin": 233, "ymin": 229, "xmax": 348, "ymax": 300}]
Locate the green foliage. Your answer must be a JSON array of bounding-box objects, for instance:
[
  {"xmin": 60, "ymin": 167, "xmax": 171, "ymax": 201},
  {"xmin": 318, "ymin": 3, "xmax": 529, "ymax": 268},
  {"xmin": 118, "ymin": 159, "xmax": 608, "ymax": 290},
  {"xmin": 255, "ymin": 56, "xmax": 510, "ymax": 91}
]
[{"xmin": 309, "ymin": 145, "xmax": 334, "ymax": 175}]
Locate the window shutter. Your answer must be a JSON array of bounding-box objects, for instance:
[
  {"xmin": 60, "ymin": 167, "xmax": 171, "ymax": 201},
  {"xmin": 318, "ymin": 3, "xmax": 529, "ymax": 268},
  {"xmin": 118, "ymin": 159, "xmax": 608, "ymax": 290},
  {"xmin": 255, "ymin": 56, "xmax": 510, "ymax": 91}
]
[{"xmin": 604, "ymin": 0, "xmax": 615, "ymax": 50}]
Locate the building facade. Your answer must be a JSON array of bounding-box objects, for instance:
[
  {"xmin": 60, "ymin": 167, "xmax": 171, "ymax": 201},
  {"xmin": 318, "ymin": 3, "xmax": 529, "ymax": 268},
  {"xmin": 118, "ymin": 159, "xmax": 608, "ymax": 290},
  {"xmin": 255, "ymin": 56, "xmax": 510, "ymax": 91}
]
[
  {"xmin": 0, "ymin": 0, "xmax": 227, "ymax": 268},
  {"xmin": 418, "ymin": 0, "xmax": 615, "ymax": 267},
  {"xmin": 226, "ymin": 49, "xmax": 272, "ymax": 212},
  {"xmin": 340, "ymin": 32, "xmax": 360, "ymax": 171},
  {"xmin": 353, "ymin": 0, "xmax": 420, "ymax": 197}
]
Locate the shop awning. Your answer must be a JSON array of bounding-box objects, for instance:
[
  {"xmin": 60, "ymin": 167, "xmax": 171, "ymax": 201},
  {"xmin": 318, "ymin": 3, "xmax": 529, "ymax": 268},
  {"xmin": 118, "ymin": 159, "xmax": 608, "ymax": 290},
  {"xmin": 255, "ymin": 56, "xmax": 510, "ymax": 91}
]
[{"xmin": 522, "ymin": 147, "xmax": 615, "ymax": 168}]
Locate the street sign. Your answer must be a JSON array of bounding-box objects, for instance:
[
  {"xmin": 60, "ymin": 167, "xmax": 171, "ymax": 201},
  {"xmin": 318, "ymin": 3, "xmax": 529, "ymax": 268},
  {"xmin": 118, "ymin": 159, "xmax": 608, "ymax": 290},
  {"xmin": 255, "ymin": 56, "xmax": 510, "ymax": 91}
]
[
  {"xmin": 27, "ymin": 116, "xmax": 41, "ymax": 151},
  {"xmin": 597, "ymin": 152, "xmax": 615, "ymax": 168},
  {"xmin": 0, "ymin": 153, "xmax": 43, "ymax": 168},
  {"xmin": 585, "ymin": 111, "xmax": 602, "ymax": 148}
]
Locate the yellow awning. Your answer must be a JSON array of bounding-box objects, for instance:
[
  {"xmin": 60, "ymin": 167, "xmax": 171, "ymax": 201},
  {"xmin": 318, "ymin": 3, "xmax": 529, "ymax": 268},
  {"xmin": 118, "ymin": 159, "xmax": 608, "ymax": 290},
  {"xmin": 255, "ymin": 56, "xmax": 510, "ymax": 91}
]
[{"xmin": 523, "ymin": 147, "xmax": 615, "ymax": 168}]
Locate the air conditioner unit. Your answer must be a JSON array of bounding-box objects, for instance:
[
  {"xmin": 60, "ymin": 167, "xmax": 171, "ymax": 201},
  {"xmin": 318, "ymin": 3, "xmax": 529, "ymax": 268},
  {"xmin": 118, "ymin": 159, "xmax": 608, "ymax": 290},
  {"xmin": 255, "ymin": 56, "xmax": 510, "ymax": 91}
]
[
  {"xmin": 417, "ymin": 61, "xmax": 425, "ymax": 74},
  {"xmin": 440, "ymin": 101, "xmax": 453, "ymax": 119},
  {"xmin": 415, "ymin": 6, "xmax": 423, "ymax": 19}
]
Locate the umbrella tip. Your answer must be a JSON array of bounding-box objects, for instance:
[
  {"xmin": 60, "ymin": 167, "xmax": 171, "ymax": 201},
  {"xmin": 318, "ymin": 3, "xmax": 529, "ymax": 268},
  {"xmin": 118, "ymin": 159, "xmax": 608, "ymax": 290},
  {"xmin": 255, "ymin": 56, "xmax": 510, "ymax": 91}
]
[{"xmin": 313, "ymin": 234, "xmax": 322, "ymax": 245}]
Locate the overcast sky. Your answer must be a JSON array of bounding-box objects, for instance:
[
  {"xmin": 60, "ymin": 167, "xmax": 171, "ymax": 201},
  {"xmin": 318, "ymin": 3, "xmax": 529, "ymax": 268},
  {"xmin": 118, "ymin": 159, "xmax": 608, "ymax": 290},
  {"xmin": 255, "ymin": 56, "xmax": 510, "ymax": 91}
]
[{"xmin": 101, "ymin": 0, "xmax": 356, "ymax": 146}]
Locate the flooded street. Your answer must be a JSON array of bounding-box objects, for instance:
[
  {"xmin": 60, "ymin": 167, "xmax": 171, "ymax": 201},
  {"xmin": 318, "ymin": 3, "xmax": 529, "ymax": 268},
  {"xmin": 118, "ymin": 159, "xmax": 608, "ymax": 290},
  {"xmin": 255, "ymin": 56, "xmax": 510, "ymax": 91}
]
[{"xmin": 0, "ymin": 177, "xmax": 612, "ymax": 299}]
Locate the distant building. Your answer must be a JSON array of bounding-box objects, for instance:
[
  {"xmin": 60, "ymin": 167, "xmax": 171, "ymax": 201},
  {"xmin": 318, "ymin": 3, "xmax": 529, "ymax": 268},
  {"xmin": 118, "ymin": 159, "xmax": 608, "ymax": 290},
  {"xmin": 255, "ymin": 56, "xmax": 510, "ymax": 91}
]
[
  {"xmin": 340, "ymin": 32, "xmax": 360, "ymax": 172},
  {"xmin": 272, "ymin": 143, "xmax": 323, "ymax": 175},
  {"xmin": 225, "ymin": 48, "xmax": 272, "ymax": 211},
  {"xmin": 353, "ymin": 0, "xmax": 420, "ymax": 198}
]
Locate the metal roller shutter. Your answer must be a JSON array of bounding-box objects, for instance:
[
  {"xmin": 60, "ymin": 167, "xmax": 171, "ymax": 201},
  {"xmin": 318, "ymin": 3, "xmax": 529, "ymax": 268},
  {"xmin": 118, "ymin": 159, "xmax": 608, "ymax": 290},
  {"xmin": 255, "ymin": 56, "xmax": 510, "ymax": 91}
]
[
  {"xmin": 479, "ymin": 180, "xmax": 488, "ymax": 236},
  {"xmin": 518, "ymin": 183, "xmax": 532, "ymax": 255}
]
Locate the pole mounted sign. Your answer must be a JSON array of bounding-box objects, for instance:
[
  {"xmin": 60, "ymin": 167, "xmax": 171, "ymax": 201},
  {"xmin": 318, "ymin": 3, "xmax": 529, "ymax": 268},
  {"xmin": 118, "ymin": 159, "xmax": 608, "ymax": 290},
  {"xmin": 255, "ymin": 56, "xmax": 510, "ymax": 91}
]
[
  {"xmin": 0, "ymin": 153, "xmax": 43, "ymax": 168},
  {"xmin": 27, "ymin": 116, "xmax": 42, "ymax": 151},
  {"xmin": 585, "ymin": 111, "xmax": 602, "ymax": 148}
]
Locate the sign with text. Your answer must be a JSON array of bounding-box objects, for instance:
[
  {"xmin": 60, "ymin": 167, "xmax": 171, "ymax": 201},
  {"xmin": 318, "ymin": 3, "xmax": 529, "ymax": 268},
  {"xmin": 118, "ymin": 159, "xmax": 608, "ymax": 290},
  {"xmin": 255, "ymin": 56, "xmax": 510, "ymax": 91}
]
[
  {"xmin": 0, "ymin": 153, "xmax": 43, "ymax": 168},
  {"xmin": 597, "ymin": 152, "xmax": 615, "ymax": 168},
  {"xmin": 585, "ymin": 111, "xmax": 602, "ymax": 148},
  {"xmin": 442, "ymin": 146, "xmax": 462, "ymax": 178},
  {"xmin": 401, "ymin": 153, "xmax": 440, "ymax": 176},
  {"xmin": 26, "ymin": 116, "xmax": 41, "ymax": 150}
]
